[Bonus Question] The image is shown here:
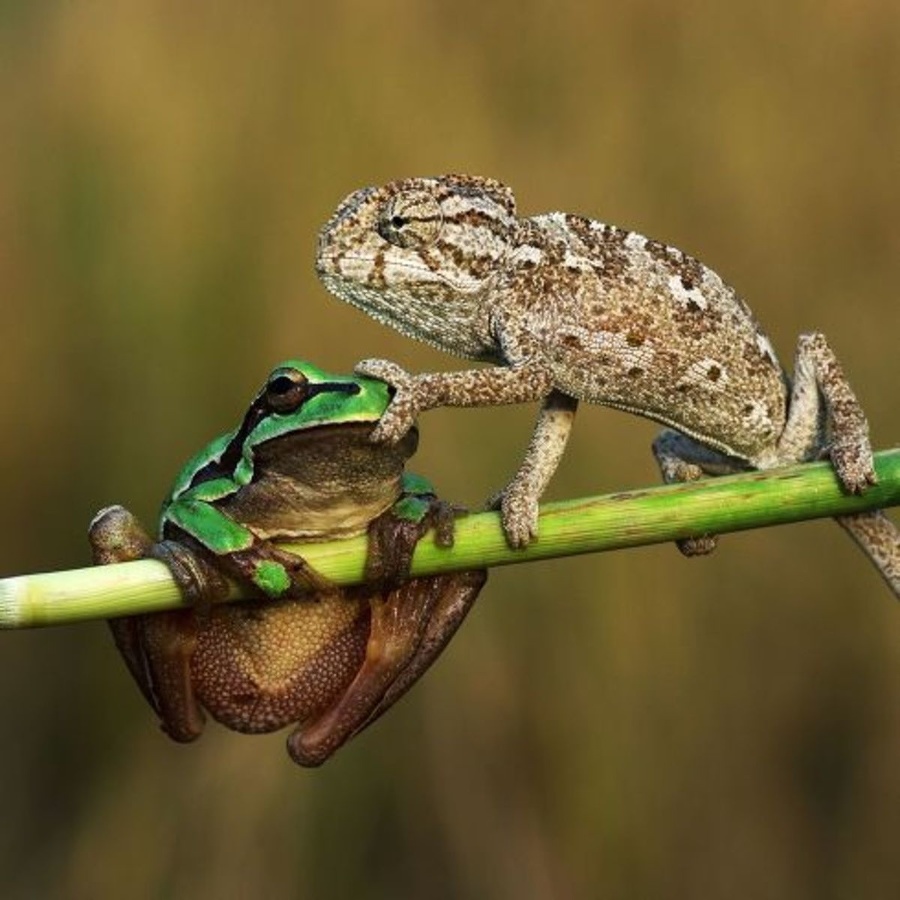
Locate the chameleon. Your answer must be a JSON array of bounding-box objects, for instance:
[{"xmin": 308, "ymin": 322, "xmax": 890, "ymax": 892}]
[{"xmin": 315, "ymin": 173, "xmax": 899, "ymax": 597}]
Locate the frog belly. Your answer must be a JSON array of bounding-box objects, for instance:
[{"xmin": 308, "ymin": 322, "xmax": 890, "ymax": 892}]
[{"xmin": 191, "ymin": 597, "xmax": 369, "ymax": 734}]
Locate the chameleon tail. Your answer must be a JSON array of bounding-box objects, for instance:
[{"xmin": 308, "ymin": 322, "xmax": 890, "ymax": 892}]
[{"xmin": 835, "ymin": 510, "xmax": 900, "ymax": 599}]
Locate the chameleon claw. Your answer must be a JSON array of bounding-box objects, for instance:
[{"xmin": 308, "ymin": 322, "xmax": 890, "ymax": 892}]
[
  {"xmin": 486, "ymin": 487, "xmax": 539, "ymax": 549},
  {"xmin": 829, "ymin": 442, "xmax": 878, "ymax": 494}
]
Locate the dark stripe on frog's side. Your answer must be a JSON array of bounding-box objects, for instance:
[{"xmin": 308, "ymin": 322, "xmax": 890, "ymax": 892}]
[{"xmin": 187, "ymin": 382, "xmax": 362, "ymax": 490}]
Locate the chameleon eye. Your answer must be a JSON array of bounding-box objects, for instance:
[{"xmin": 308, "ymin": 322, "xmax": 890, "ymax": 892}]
[
  {"xmin": 266, "ymin": 368, "xmax": 310, "ymax": 414},
  {"xmin": 378, "ymin": 189, "xmax": 442, "ymax": 249}
]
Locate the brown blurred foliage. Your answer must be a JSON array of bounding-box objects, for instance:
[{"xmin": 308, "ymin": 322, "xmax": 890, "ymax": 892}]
[{"xmin": 1, "ymin": 1, "xmax": 899, "ymax": 897}]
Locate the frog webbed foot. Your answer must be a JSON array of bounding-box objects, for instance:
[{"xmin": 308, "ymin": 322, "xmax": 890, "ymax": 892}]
[
  {"xmin": 213, "ymin": 541, "xmax": 335, "ymax": 602},
  {"xmin": 89, "ymin": 505, "xmax": 154, "ymax": 565},
  {"xmin": 154, "ymin": 534, "xmax": 335, "ymax": 607},
  {"xmin": 366, "ymin": 492, "xmax": 461, "ymax": 588},
  {"xmin": 233, "ymin": 543, "xmax": 334, "ymax": 598}
]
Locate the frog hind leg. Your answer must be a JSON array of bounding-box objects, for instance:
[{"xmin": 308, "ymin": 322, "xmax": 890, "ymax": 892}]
[
  {"xmin": 286, "ymin": 570, "xmax": 485, "ymax": 767},
  {"xmin": 351, "ymin": 569, "xmax": 486, "ymax": 735},
  {"xmin": 117, "ymin": 610, "xmax": 207, "ymax": 743},
  {"xmin": 89, "ymin": 506, "xmax": 207, "ymax": 741}
]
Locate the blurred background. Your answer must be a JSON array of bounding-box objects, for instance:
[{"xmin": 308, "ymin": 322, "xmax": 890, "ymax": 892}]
[{"xmin": 1, "ymin": 1, "xmax": 899, "ymax": 897}]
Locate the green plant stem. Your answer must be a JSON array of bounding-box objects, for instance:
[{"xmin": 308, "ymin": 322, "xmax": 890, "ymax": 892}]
[{"xmin": 2, "ymin": 449, "xmax": 898, "ymax": 629}]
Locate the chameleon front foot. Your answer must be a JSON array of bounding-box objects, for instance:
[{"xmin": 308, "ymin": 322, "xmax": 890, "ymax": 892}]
[
  {"xmin": 485, "ymin": 484, "xmax": 540, "ymax": 549},
  {"xmin": 354, "ymin": 358, "xmax": 421, "ymax": 443}
]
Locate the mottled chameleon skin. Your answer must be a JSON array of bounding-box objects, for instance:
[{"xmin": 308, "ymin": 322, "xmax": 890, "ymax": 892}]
[
  {"xmin": 316, "ymin": 174, "xmax": 899, "ymax": 595},
  {"xmin": 319, "ymin": 177, "xmax": 784, "ymax": 461}
]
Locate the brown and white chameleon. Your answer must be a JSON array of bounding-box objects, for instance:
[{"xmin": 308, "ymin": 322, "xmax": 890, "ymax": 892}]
[{"xmin": 316, "ymin": 174, "xmax": 899, "ymax": 596}]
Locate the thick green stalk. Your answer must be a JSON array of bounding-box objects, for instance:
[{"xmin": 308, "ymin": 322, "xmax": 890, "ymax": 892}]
[{"xmin": 2, "ymin": 449, "xmax": 898, "ymax": 629}]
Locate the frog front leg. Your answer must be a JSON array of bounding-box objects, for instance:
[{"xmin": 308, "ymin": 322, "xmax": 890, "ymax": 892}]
[
  {"xmin": 287, "ymin": 570, "xmax": 485, "ymax": 766},
  {"xmin": 163, "ymin": 496, "xmax": 333, "ymax": 602},
  {"xmin": 364, "ymin": 471, "xmax": 459, "ymax": 584}
]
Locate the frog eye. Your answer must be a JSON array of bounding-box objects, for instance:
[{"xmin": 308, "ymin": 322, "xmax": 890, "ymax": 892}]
[
  {"xmin": 266, "ymin": 368, "xmax": 310, "ymax": 413},
  {"xmin": 377, "ymin": 189, "xmax": 442, "ymax": 249}
]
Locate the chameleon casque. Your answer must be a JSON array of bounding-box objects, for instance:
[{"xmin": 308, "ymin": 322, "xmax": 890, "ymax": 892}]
[{"xmin": 316, "ymin": 174, "xmax": 899, "ymax": 596}]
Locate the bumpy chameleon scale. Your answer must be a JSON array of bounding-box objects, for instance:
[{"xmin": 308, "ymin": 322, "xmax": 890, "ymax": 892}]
[{"xmin": 316, "ymin": 174, "xmax": 899, "ymax": 597}]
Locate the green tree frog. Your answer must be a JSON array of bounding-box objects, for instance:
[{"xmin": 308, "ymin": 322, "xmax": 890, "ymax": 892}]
[{"xmin": 89, "ymin": 360, "xmax": 486, "ymax": 766}]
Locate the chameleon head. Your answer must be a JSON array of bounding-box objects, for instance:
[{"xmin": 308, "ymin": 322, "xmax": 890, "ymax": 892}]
[{"xmin": 315, "ymin": 174, "xmax": 517, "ymax": 359}]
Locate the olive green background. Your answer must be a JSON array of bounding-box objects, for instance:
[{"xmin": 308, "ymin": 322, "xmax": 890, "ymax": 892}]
[{"xmin": 1, "ymin": 2, "xmax": 899, "ymax": 898}]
